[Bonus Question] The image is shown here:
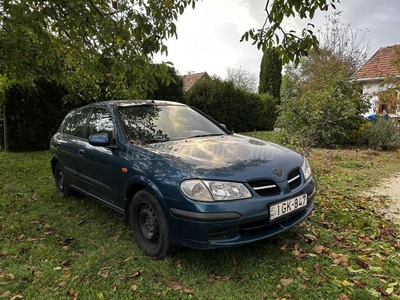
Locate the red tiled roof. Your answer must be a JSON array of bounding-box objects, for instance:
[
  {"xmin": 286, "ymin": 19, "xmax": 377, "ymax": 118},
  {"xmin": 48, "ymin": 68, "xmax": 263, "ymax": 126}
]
[
  {"xmin": 182, "ymin": 72, "xmax": 209, "ymax": 92},
  {"xmin": 352, "ymin": 44, "xmax": 400, "ymax": 80}
]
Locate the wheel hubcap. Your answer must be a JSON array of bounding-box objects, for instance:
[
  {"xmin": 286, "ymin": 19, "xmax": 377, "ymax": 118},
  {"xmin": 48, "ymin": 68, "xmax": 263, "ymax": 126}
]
[
  {"xmin": 58, "ymin": 170, "xmax": 64, "ymax": 191},
  {"xmin": 138, "ymin": 204, "xmax": 159, "ymax": 244}
]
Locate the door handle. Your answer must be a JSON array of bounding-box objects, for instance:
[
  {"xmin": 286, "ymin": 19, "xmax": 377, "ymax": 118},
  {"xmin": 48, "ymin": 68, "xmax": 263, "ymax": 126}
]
[{"xmin": 78, "ymin": 149, "xmax": 85, "ymax": 156}]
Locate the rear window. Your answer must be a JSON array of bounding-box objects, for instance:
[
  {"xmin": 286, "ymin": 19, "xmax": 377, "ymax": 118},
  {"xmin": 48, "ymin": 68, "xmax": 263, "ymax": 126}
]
[{"xmin": 62, "ymin": 107, "xmax": 91, "ymax": 137}]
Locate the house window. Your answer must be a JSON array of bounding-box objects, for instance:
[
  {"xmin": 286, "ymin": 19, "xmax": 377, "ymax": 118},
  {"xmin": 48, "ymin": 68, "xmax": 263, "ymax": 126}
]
[{"xmin": 378, "ymin": 91, "xmax": 398, "ymax": 114}]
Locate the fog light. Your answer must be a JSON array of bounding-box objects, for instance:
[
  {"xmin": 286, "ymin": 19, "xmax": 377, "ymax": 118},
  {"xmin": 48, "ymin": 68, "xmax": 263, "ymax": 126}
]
[{"xmin": 207, "ymin": 228, "xmax": 228, "ymax": 240}]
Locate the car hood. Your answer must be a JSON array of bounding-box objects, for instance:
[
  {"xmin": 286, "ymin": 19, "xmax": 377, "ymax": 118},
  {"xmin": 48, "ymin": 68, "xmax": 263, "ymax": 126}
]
[{"xmin": 143, "ymin": 134, "xmax": 304, "ymax": 182}]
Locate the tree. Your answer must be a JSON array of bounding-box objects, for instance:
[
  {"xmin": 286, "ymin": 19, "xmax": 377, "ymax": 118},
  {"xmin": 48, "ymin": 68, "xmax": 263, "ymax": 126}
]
[
  {"xmin": 0, "ymin": 0, "xmax": 197, "ymax": 103},
  {"xmin": 146, "ymin": 66, "xmax": 184, "ymax": 102},
  {"xmin": 1, "ymin": 0, "xmax": 344, "ymax": 104},
  {"xmin": 241, "ymin": 0, "xmax": 340, "ymax": 64},
  {"xmin": 226, "ymin": 66, "xmax": 258, "ymax": 93},
  {"xmin": 258, "ymin": 48, "xmax": 282, "ymax": 104},
  {"xmin": 275, "ymin": 12, "xmax": 371, "ymax": 147},
  {"xmin": 318, "ymin": 11, "xmax": 370, "ymax": 74}
]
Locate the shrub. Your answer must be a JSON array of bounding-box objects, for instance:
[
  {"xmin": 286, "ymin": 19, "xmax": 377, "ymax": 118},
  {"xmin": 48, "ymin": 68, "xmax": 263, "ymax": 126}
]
[
  {"xmin": 4, "ymin": 79, "xmax": 71, "ymax": 152},
  {"xmin": 362, "ymin": 118, "xmax": 399, "ymax": 150},
  {"xmin": 184, "ymin": 77, "xmax": 276, "ymax": 132},
  {"xmin": 276, "ymin": 80, "xmax": 368, "ymax": 148}
]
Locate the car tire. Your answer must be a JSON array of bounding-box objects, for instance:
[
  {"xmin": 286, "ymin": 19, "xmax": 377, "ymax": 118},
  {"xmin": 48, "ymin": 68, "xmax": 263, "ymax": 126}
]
[
  {"xmin": 130, "ymin": 189, "xmax": 171, "ymax": 258},
  {"xmin": 54, "ymin": 163, "xmax": 70, "ymax": 198}
]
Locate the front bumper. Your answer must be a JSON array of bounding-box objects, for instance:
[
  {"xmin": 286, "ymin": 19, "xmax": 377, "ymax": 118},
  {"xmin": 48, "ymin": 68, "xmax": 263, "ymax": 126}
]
[{"xmin": 167, "ymin": 177, "xmax": 317, "ymax": 249}]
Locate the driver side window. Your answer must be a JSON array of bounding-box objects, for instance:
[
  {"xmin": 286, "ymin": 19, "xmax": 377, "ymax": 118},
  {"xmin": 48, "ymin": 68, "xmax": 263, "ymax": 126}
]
[{"xmin": 86, "ymin": 107, "xmax": 116, "ymax": 144}]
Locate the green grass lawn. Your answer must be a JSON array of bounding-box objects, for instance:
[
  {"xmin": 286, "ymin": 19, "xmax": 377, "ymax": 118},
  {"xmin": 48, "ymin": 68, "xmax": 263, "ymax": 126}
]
[{"xmin": 1, "ymin": 144, "xmax": 399, "ymax": 299}]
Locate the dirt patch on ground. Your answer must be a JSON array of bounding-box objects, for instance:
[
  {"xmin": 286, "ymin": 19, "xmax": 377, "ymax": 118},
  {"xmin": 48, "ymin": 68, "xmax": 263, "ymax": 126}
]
[{"xmin": 364, "ymin": 173, "xmax": 400, "ymax": 224}]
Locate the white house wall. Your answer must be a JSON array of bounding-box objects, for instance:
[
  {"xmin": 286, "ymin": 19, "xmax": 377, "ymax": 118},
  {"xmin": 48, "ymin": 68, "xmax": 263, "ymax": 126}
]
[{"xmin": 361, "ymin": 80, "xmax": 392, "ymax": 115}]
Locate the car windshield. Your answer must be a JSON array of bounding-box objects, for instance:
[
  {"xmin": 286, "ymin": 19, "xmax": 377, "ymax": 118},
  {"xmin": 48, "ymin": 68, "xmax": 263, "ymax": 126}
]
[{"xmin": 118, "ymin": 105, "xmax": 226, "ymax": 144}]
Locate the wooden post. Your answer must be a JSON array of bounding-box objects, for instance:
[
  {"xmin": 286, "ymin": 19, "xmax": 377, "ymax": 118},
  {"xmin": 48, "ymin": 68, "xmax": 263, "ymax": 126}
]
[{"xmin": 3, "ymin": 105, "xmax": 8, "ymax": 152}]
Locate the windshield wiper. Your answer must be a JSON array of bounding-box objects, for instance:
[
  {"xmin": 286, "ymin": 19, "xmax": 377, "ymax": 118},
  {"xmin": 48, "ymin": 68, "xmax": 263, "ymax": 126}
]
[
  {"xmin": 189, "ymin": 133, "xmax": 224, "ymax": 138},
  {"xmin": 144, "ymin": 139, "xmax": 170, "ymax": 144}
]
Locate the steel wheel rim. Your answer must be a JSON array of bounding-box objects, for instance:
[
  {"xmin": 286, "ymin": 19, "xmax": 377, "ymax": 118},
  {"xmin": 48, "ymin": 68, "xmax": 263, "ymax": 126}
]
[
  {"xmin": 138, "ymin": 204, "xmax": 160, "ymax": 247},
  {"xmin": 57, "ymin": 169, "xmax": 64, "ymax": 192}
]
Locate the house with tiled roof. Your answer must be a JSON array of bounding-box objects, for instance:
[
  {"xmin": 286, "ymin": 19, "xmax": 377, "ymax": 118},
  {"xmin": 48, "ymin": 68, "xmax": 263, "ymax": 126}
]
[
  {"xmin": 352, "ymin": 44, "xmax": 400, "ymax": 116},
  {"xmin": 182, "ymin": 72, "xmax": 210, "ymax": 92}
]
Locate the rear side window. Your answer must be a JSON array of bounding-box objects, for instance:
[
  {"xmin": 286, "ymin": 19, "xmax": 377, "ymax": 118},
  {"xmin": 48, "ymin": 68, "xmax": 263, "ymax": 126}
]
[
  {"xmin": 62, "ymin": 107, "xmax": 91, "ymax": 137},
  {"xmin": 86, "ymin": 107, "xmax": 115, "ymax": 142}
]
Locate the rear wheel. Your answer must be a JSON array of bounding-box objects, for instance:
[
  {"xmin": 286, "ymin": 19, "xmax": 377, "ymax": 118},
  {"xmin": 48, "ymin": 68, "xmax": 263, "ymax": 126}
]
[
  {"xmin": 130, "ymin": 189, "xmax": 171, "ymax": 258},
  {"xmin": 54, "ymin": 163, "xmax": 70, "ymax": 198}
]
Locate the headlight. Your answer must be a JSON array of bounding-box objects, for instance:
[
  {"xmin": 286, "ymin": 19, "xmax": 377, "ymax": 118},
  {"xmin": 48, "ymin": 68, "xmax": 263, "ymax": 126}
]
[
  {"xmin": 180, "ymin": 180, "xmax": 252, "ymax": 202},
  {"xmin": 301, "ymin": 157, "xmax": 312, "ymax": 180}
]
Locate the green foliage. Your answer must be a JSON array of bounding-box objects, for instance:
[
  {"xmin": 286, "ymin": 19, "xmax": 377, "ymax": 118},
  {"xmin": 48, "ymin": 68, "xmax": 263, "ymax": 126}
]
[
  {"xmin": 277, "ymin": 79, "xmax": 368, "ymax": 148},
  {"xmin": 259, "ymin": 48, "xmax": 282, "ymax": 104},
  {"xmin": 276, "ymin": 47, "xmax": 369, "ymax": 148},
  {"xmin": 362, "ymin": 118, "xmax": 399, "ymax": 150},
  {"xmin": 185, "ymin": 77, "xmax": 276, "ymax": 132},
  {"xmin": 146, "ymin": 66, "xmax": 184, "ymax": 102},
  {"xmin": 258, "ymin": 93, "xmax": 278, "ymax": 130},
  {"xmin": 0, "ymin": 0, "xmax": 197, "ymax": 103},
  {"xmin": 241, "ymin": 0, "xmax": 339, "ymax": 64},
  {"xmin": 4, "ymin": 80, "xmax": 72, "ymax": 152}
]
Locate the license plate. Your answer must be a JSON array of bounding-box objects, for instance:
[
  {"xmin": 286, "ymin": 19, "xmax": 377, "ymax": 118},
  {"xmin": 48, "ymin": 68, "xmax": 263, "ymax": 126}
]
[{"xmin": 269, "ymin": 194, "xmax": 308, "ymax": 221}]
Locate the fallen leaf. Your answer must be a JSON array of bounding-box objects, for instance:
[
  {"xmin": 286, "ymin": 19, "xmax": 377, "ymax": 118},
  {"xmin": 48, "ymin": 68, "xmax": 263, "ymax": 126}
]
[
  {"xmin": 280, "ymin": 278, "xmax": 293, "ymax": 286},
  {"xmin": 0, "ymin": 291, "xmax": 11, "ymax": 298},
  {"xmin": 183, "ymin": 287, "xmax": 194, "ymax": 294},
  {"xmin": 221, "ymin": 275, "xmax": 231, "ymax": 281},
  {"xmin": 10, "ymin": 295, "xmax": 24, "ymax": 300},
  {"xmin": 337, "ymin": 293, "xmax": 349, "ymax": 300},
  {"xmin": 313, "ymin": 245, "xmax": 328, "ymax": 254},
  {"xmin": 28, "ymin": 237, "xmax": 45, "ymax": 242},
  {"xmin": 355, "ymin": 257, "xmax": 370, "ymax": 268},
  {"xmin": 126, "ymin": 270, "xmax": 143, "ymax": 279},
  {"xmin": 62, "ymin": 260, "xmax": 71, "ymax": 269},
  {"xmin": 66, "ymin": 287, "xmax": 79, "ymax": 300},
  {"xmin": 304, "ymin": 233, "xmax": 318, "ymax": 242},
  {"xmin": 352, "ymin": 280, "xmax": 367, "ymax": 288},
  {"xmin": 330, "ymin": 253, "xmax": 350, "ymax": 266},
  {"xmin": 376, "ymin": 286, "xmax": 389, "ymax": 296},
  {"xmin": 118, "ymin": 257, "xmax": 133, "ymax": 265},
  {"xmin": 166, "ymin": 281, "xmax": 182, "ymax": 291},
  {"xmin": 97, "ymin": 271, "xmax": 109, "ymax": 279},
  {"xmin": 314, "ymin": 264, "xmax": 321, "ymax": 274}
]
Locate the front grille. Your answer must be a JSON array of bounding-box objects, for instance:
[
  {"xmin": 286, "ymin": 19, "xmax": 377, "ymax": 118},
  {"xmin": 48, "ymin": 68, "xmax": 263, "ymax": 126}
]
[
  {"xmin": 248, "ymin": 179, "xmax": 280, "ymax": 196},
  {"xmin": 288, "ymin": 168, "xmax": 301, "ymax": 190}
]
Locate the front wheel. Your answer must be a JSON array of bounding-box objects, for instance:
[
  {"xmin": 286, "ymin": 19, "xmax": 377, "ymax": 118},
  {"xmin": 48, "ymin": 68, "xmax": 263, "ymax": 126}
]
[
  {"xmin": 54, "ymin": 162, "xmax": 70, "ymax": 198},
  {"xmin": 130, "ymin": 189, "xmax": 172, "ymax": 258}
]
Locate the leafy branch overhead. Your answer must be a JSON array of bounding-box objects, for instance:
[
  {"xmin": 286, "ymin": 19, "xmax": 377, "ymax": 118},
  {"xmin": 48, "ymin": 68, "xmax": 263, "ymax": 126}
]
[
  {"xmin": 241, "ymin": 0, "xmax": 340, "ymax": 64},
  {"xmin": 0, "ymin": 0, "xmax": 198, "ymax": 102}
]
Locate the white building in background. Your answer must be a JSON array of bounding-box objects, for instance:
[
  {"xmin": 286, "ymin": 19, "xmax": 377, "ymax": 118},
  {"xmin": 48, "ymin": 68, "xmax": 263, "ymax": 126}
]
[{"xmin": 351, "ymin": 44, "xmax": 400, "ymax": 116}]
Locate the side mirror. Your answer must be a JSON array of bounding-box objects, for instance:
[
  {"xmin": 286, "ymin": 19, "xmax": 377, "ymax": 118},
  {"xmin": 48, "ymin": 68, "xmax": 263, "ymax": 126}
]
[{"xmin": 88, "ymin": 133, "xmax": 110, "ymax": 146}]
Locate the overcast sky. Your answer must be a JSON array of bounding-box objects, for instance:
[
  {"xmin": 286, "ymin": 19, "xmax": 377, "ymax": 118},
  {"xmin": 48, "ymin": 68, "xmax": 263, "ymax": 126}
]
[{"xmin": 155, "ymin": 0, "xmax": 400, "ymax": 79}]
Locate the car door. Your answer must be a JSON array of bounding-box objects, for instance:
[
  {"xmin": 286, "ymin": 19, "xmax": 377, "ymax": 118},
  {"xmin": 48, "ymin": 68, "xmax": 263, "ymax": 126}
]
[
  {"xmin": 55, "ymin": 107, "xmax": 92, "ymax": 189},
  {"xmin": 77, "ymin": 106, "xmax": 121, "ymax": 210}
]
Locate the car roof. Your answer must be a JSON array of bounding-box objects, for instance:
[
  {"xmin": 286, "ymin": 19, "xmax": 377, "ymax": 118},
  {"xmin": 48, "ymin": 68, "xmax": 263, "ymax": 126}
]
[{"xmin": 84, "ymin": 100, "xmax": 186, "ymax": 109}]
